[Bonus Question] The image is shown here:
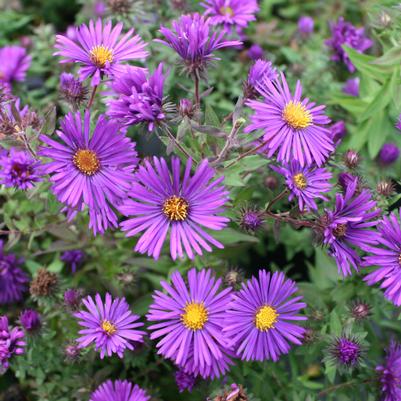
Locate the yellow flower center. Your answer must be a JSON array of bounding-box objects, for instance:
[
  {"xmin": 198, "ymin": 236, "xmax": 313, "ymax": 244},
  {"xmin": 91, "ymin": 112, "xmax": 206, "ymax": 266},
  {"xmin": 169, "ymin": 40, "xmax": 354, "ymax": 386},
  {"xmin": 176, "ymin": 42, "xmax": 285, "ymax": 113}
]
[
  {"xmin": 101, "ymin": 320, "xmax": 117, "ymax": 335},
  {"xmin": 282, "ymin": 101, "xmax": 312, "ymax": 130},
  {"xmin": 181, "ymin": 302, "xmax": 208, "ymax": 330},
  {"xmin": 333, "ymin": 223, "xmax": 347, "ymax": 238},
  {"xmin": 219, "ymin": 6, "xmax": 234, "ymax": 16},
  {"xmin": 255, "ymin": 305, "xmax": 279, "ymax": 331},
  {"xmin": 293, "ymin": 173, "xmax": 307, "ymax": 189},
  {"xmin": 73, "ymin": 149, "xmax": 100, "ymax": 176},
  {"xmin": 90, "ymin": 45, "xmax": 114, "ymax": 68},
  {"xmin": 162, "ymin": 196, "xmax": 189, "ymax": 221}
]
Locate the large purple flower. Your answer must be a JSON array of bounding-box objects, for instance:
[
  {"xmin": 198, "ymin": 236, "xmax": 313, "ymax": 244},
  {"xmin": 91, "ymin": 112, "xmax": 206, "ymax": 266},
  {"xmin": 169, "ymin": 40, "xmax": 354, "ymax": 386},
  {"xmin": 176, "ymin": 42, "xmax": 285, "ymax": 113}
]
[
  {"xmin": 245, "ymin": 72, "xmax": 333, "ymax": 167},
  {"xmin": 0, "ymin": 46, "xmax": 31, "ymax": 90},
  {"xmin": 90, "ymin": 380, "xmax": 150, "ymax": 401},
  {"xmin": 272, "ymin": 160, "xmax": 332, "ymax": 211},
  {"xmin": 325, "ymin": 17, "xmax": 372, "ymax": 72},
  {"xmin": 119, "ymin": 157, "xmax": 229, "ymax": 260},
  {"xmin": 322, "ymin": 178, "xmax": 381, "ymax": 276},
  {"xmin": 224, "ymin": 270, "xmax": 307, "ymax": 361},
  {"xmin": 54, "ymin": 19, "xmax": 148, "ymax": 86},
  {"xmin": 147, "ymin": 268, "xmax": 233, "ymax": 376},
  {"xmin": 74, "ymin": 293, "xmax": 145, "ymax": 359},
  {"xmin": 39, "ymin": 111, "xmax": 138, "ymax": 235},
  {"xmin": 0, "ymin": 241, "xmax": 29, "ymax": 305},
  {"xmin": 0, "ymin": 316, "xmax": 25, "ymax": 372},
  {"xmin": 107, "ymin": 64, "xmax": 166, "ymax": 132}
]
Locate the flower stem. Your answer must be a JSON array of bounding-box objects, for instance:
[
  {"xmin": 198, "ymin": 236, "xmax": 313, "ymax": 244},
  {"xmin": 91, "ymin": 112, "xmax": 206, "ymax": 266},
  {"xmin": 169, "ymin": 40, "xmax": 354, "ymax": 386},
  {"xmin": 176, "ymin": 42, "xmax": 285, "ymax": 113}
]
[{"xmin": 87, "ymin": 85, "xmax": 98, "ymax": 109}]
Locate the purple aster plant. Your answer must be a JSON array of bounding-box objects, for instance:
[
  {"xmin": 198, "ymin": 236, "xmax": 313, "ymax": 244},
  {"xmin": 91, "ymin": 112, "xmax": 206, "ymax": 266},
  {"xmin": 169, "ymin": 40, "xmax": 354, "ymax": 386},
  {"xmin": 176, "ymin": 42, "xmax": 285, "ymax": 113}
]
[
  {"xmin": 298, "ymin": 16, "xmax": 314, "ymax": 36},
  {"xmin": 74, "ymin": 293, "xmax": 145, "ymax": 359},
  {"xmin": 325, "ymin": 17, "xmax": 372, "ymax": 72},
  {"xmin": 272, "ymin": 160, "xmax": 332, "ymax": 211},
  {"xmin": 20, "ymin": 309, "xmax": 41, "ymax": 332},
  {"xmin": 378, "ymin": 143, "xmax": 400, "ymax": 166},
  {"xmin": 239, "ymin": 206, "xmax": 263, "ymax": 232},
  {"xmin": 156, "ymin": 13, "xmax": 241, "ymax": 78},
  {"xmin": 0, "ymin": 46, "xmax": 31, "ymax": 90},
  {"xmin": 343, "ymin": 77, "xmax": 360, "ymax": 97},
  {"xmin": 224, "ymin": 270, "xmax": 307, "ymax": 361},
  {"xmin": 0, "ymin": 316, "xmax": 25, "ymax": 372},
  {"xmin": 328, "ymin": 335, "xmax": 363, "ymax": 368},
  {"xmin": 90, "ymin": 380, "xmax": 150, "ymax": 401},
  {"xmin": 247, "ymin": 44, "xmax": 264, "ymax": 60},
  {"xmin": 119, "ymin": 157, "xmax": 229, "ymax": 260},
  {"xmin": 64, "ymin": 289, "xmax": 83, "ymax": 310},
  {"xmin": 245, "ymin": 59, "xmax": 278, "ymax": 99},
  {"xmin": 0, "ymin": 148, "xmax": 41, "ymax": 190},
  {"xmin": 0, "ymin": 240, "xmax": 29, "ymax": 305},
  {"xmin": 322, "ymin": 178, "xmax": 381, "ymax": 277},
  {"xmin": 61, "ymin": 250, "xmax": 85, "ymax": 273},
  {"xmin": 107, "ymin": 64, "xmax": 166, "ymax": 132},
  {"xmin": 39, "ymin": 111, "xmax": 138, "ymax": 235},
  {"xmin": 377, "ymin": 341, "xmax": 401, "ymax": 401},
  {"xmin": 59, "ymin": 72, "xmax": 88, "ymax": 108},
  {"xmin": 147, "ymin": 268, "xmax": 233, "ymax": 375},
  {"xmin": 175, "ymin": 368, "xmax": 196, "ymax": 392},
  {"xmin": 330, "ymin": 120, "xmax": 346, "ymax": 144},
  {"xmin": 54, "ymin": 19, "xmax": 148, "ymax": 86},
  {"xmin": 246, "ymin": 72, "xmax": 333, "ymax": 166}
]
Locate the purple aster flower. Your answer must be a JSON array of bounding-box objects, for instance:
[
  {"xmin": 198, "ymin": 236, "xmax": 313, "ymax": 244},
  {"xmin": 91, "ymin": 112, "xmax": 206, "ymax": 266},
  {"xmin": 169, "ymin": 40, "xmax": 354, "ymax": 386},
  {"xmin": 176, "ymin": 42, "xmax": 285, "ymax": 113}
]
[
  {"xmin": 0, "ymin": 148, "xmax": 41, "ymax": 190},
  {"xmin": 0, "ymin": 241, "xmax": 29, "ymax": 305},
  {"xmin": 338, "ymin": 172, "xmax": 360, "ymax": 192},
  {"xmin": 200, "ymin": 0, "xmax": 259, "ymax": 34},
  {"xmin": 107, "ymin": 64, "xmax": 166, "ymax": 132},
  {"xmin": 364, "ymin": 211, "xmax": 401, "ymax": 306},
  {"xmin": 54, "ymin": 19, "xmax": 148, "ymax": 86},
  {"xmin": 224, "ymin": 270, "xmax": 306, "ymax": 361},
  {"xmin": 0, "ymin": 46, "xmax": 31, "ymax": 89},
  {"xmin": 396, "ymin": 114, "xmax": 401, "ymax": 132},
  {"xmin": 325, "ymin": 17, "xmax": 372, "ymax": 72},
  {"xmin": 156, "ymin": 13, "xmax": 241, "ymax": 77},
  {"xmin": 330, "ymin": 120, "xmax": 346, "ymax": 143},
  {"xmin": 246, "ymin": 59, "xmax": 277, "ymax": 92},
  {"xmin": 20, "ymin": 309, "xmax": 41, "ymax": 332},
  {"xmin": 378, "ymin": 143, "xmax": 400, "ymax": 166},
  {"xmin": 147, "ymin": 268, "xmax": 233, "ymax": 374},
  {"xmin": 247, "ymin": 44, "xmax": 264, "ymax": 60},
  {"xmin": 343, "ymin": 77, "xmax": 360, "ymax": 97},
  {"xmin": 74, "ymin": 293, "xmax": 145, "ymax": 359},
  {"xmin": 175, "ymin": 368, "xmax": 196, "ymax": 392},
  {"xmin": 298, "ymin": 16, "xmax": 314, "ymax": 36},
  {"xmin": 120, "ymin": 157, "xmax": 229, "ymax": 260},
  {"xmin": 94, "ymin": 1, "xmax": 106, "ymax": 17},
  {"xmin": 322, "ymin": 178, "xmax": 380, "ymax": 276},
  {"xmin": 59, "ymin": 72, "xmax": 88, "ymax": 108},
  {"xmin": 39, "ymin": 111, "xmax": 138, "ymax": 235},
  {"xmin": 239, "ymin": 207, "xmax": 263, "ymax": 232},
  {"xmin": 377, "ymin": 341, "xmax": 401, "ymax": 401},
  {"xmin": 90, "ymin": 380, "xmax": 150, "ymax": 401},
  {"xmin": 0, "ymin": 316, "xmax": 25, "ymax": 372},
  {"xmin": 178, "ymin": 98, "xmax": 195, "ymax": 119},
  {"xmin": 246, "ymin": 72, "xmax": 333, "ymax": 167},
  {"xmin": 61, "ymin": 250, "xmax": 85, "ymax": 273},
  {"xmin": 272, "ymin": 160, "xmax": 332, "ymax": 211},
  {"xmin": 64, "ymin": 289, "xmax": 82, "ymax": 310},
  {"xmin": 329, "ymin": 335, "xmax": 363, "ymax": 368}
]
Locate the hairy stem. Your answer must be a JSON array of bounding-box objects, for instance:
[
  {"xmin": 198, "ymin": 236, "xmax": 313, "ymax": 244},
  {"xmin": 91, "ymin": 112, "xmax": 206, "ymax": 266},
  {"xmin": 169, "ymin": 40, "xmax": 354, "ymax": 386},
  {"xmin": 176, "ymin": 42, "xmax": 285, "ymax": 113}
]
[{"xmin": 87, "ymin": 85, "xmax": 98, "ymax": 109}]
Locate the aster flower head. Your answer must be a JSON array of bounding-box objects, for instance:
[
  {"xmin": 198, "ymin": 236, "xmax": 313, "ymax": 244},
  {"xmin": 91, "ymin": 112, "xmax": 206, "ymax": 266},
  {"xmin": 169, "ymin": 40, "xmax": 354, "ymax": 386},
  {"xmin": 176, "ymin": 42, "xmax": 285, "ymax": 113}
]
[
  {"xmin": 239, "ymin": 206, "xmax": 263, "ymax": 232},
  {"xmin": 119, "ymin": 157, "xmax": 229, "ymax": 260},
  {"xmin": 396, "ymin": 114, "xmax": 401, "ymax": 132},
  {"xmin": 59, "ymin": 73, "xmax": 88, "ymax": 108},
  {"xmin": 39, "ymin": 111, "xmax": 138, "ymax": 235},
  {"xmin": 147, "ymin": 268, "xmax": 233, "ymax": 375},
  {"xmin": 107, "ymin": 64, "xmax": 166, "ymax": 132},
  {"xmin": 156, "ymin": 13, "xmax": 241, "ymax": 78},
  {"xmin": 74, "ymin": 293, "xmax": 145, "ymax": 358},
  {"xmin": 0, "ymin": 316, "xmax": 25, "ymax": 372},
  {"xmin": 0, "ymin": 241, "xmax": 29, "ymax": 305},
  {"xmin": 328, "ymin": 335, "xmax": 363, "ymax": 369},
  {"xmin": 224, "ymin": 269, "xmax": 307, "ymax": 361},
  {"xmin": 0, "ymin": 46, "xmax": 31, "ymax": 89},
  {"xmin": 245, "ymin": 72, "xmax": 333, "ymax": 167},
  {"xmin": 349, "ymin": 300, "xmax": 371, "ymax": 321},
  {"xmin": 378, "ymin": 143, "xmax": 400, "ymax": 166},
  {"xmin": 30, "ymin": 268, "xmax": 58, "ymax": 298},
  {"xmin": 343, "ymin": 77, "xmax": 360, "ymax": 97},
  {"xmin": 64, "ymin": 342, "xmax": 81, "ymax": 361},
  {"xmin": 298, "ymin": 16, "xmax": 314, "ymax": 36},
  {"xmin": 330, "ymin": 120, "xmax": 346, "ymax": 144},
  {"xmin": 344, "ymin": 149, "xmax": 360, "ymax": 169},
  {"xmin": 175, "ymin": 368, "xmax": 196, "ymax": 392},
  {"xmin": 0, "ymin": 148, "xmax": 41, "ymax": 190},
  {"xmin": 377, "ymin": 180, "xmax": 395, "ymax": 197},
  {"xmin": 20, "ymin": 309, "xmax": 41, "ymax": 332},
  {"xmin": 322, "ymin": 178, "xmax": 380, "ymax": 276},
  {"xmin": 377, "ymin": 341, "xmax": 401, "ymax": 401},
  {"xmin": 325, "ymin": 17, "xmax": 372, "ymax": 72},
  {"xmin": 272, "ymin": 160, "xmax": 332, "ymax": 211},
  {"xmin": 245, "ymin": 59, "xmax": 277, "ymax": 98},
  {"xmin": 64, "ymin": 288, "xmax": 83, "ymax": 310},
  {"xmin": 61, "ymin": 250, "xmax": 85, "ymax": 273},
  {"xmin": 90, "ymin": 380, "xmax": 150, "ymax": 401},
  {"xmin": 247, "ymin": 44, "xmax": 264, "ymax": 60},
  {"xmin": 54, "ymin": 19, "xmax": 148, "ymax": 86}
]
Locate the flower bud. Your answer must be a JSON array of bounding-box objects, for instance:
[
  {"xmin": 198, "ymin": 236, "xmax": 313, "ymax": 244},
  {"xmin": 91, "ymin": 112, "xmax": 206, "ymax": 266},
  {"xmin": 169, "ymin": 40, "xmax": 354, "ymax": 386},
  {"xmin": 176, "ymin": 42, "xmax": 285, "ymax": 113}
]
[{"xmin": 344, "ymin": 150, "xmax": 360, "ymax": 169}]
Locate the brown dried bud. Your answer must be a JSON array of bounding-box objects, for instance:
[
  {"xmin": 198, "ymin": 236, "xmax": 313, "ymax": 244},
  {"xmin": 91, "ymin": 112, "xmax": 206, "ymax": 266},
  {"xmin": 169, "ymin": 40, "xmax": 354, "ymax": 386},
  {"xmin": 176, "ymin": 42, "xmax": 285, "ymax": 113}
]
[
  {"xmin": 223, "ymin": 267, "xmax": 244, "ymax": 289},
  {"xmin": 343, "ymin": 150, "xmax": 360, "ymax": 169},
  {"xmin": 303, "ymin": 328, "xmax": 317, "ymax": 344},
  {"xmin": 376, "ymin": 180, "xmax": 395, "ymax": 197},
  {"xmin": 30, "ymin": 268, "xmax": 58, "ymax": 297},
  {"xmin": 106, "ymin": 0, "xmax": 133, "ymax": 14}
]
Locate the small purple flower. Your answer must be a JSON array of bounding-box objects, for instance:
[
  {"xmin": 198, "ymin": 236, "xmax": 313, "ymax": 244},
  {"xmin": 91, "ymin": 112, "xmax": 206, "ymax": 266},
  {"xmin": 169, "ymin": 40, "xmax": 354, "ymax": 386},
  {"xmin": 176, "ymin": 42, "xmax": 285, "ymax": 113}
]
[
  {"xmin": 239, "ymin": 207, "xmax": 263, "ymax": 232},
  {"xmin": 94, "ymin": 1, "xmax": 106, "ymax": 17},
  {"xmin": 377, "ymin": 341, "xmax": 401, "ymax": 401},
  {"xmin": 61, "ymin": 250, "xmax": 85, "ymax": 273},
  {"xmin": 20, "ymin": 309, "xmax": 41, "ymax": 332},
  {"xmin": 59, "ymin": 72, "xmax": 88, "ymax": 107},
  {"xmin": 272, "ymin": 160, "xmax": 332, "ymax": 211},
  {"xmin": 329, "ymin": 336, "xmax": 363, "ymax": 367},
  {"xmin": 325, "ymin": 17, "xmax": 372, "ymax": 72},
  {"xmin": 74, "ymin": 293, "xmax": 145, "ymax": 359},
  {"xmin": 330, "ymin": 120, "xmax": 346, "ymax": 143},
  {"xmin": 64, "ymin": 289, "xmax": 82, "ymax": 309},
  {"xmin": 338, "ymin": 172, "xmax": 359, "ymax": 192},
  {"xmin": 378, "ymin": 143, "xmax": 400, "ymax": 166},
  {"xmin": 0, "ymin": 241, "xmax": 29, "ymax": 305},
  {"xmin": 298, "ymin": 16, "xmax": 314, "ymax": 36},
  {"xmin": 55, "ymin": 19, "xmax": 148, "ymax": 86},
  {"xmin": 0, "ymin": 316, "xmax": 25, "ymax": 372},
  {"xmin": 90, "ymin": 380, "xmax": 150, "ymax": 401},
  {"xmin": 247, "ymin": 44, "xmax": 264, "ymax": 60},
  {"xmin": 247, "ymin": 59, "xmax": 278, "ymax": 91},
  {"xmin": 64, "ymin": 343, "xmax": 81, "ymax": 361},
  {"xmin": 0, "ymin": 46, "xmax": 31, "ymax": 89},
  {"xmin": 175, "ymin": 368, "xmax": 196, "ymax": 392},
  {"xmin": 107, "ymin": 64, "xmax": 166, "ymax": 132},
  {"xmin": 119, "ymin": 157, "xmax": 229, "ymax": 260},
  {"xmin": 396, "ymin": 114, "xmax": 401, "ymax": 132},
  {"xmin": 224, "ymin": 270, "xmax": 307, "ymax": 361},
  {"xmin": 343, "ymin": 77, "xmax": 360, "ymax": 97},
  {"xmin": 178, "ymin": 98, "xmax": 195, "ymax": 118}
]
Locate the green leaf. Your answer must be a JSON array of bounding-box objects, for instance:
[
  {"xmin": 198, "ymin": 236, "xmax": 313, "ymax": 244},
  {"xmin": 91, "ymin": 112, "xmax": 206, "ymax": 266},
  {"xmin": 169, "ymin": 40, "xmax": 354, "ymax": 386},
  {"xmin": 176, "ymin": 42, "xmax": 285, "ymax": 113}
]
[
  {"xmin": 330, "ymin": 310, "xmax": 342, "ymax": 336},
  {"xmin": 204, "ymin": 103, "xmax": 220, "ymax": 127},
  {"xmin": 372, "ymin": 45, "xmax": 401, "ymax": 66},
  {"xmin": 212, "ymin": 228, "xmax": 259, "ymax": 244},
  {"xmin": 367, "ymin": 111, "xmax": 394, "ymax": 158}
]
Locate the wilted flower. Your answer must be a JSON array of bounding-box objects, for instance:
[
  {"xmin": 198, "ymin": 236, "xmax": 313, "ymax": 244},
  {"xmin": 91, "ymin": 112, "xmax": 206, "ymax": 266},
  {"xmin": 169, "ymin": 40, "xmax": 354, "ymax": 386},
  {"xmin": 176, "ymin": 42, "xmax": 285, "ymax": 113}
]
[
  {"xmin": 247, "ymin": 44, "xmax": 263, "ymax": 60},
  {"xmin": 61, "ymin": 250, "xmax": 85, "ymax": 273},
  {"xmin": 175, "ymin": 368, "xmax": 196, "ymax": 393},
  {"xmin": 90, "ymin": 380, "xmax": 150, "ymax": 401},
  {"xmin": 0, "ymin": 316, "xmax": 25, "ymax": 372},
  {"xmin": 29, "ymin": 268, "xmax": 58, "ymax": 297},
  {"xmin": 0, "ymin": 46, "xmax": 31, "ymax": 90},
  {"xmin": 298, "ymin": 16, "xmax": 314, "ymax": 36},
  {"xmin": 344, "ymin": 149, "xmax": 360, "ymax": 169},
  {"xmin": 343, "ymin": 77, "xmax": 360, "ymax": 97},
  {"xmin": 328, "ymin": 335, "xmax": 363, "ymax": 368},
  {"xmin": 223, "ymin": 266, "xmax": 245, "ymax": 288},
  {"xmin": 239, "ymin": 206, "xmax": 263, "ymax": 232},
  {"xmin": 19, "ymin": 310, "xmax": 41, "ymax": 332},
  {"xmin": 378, "ymin": 143, "xmax": 400, "ymax": 166},
  {"xmin": 59, "ymin": 73, "xmax": 88, "ymax": 108}
]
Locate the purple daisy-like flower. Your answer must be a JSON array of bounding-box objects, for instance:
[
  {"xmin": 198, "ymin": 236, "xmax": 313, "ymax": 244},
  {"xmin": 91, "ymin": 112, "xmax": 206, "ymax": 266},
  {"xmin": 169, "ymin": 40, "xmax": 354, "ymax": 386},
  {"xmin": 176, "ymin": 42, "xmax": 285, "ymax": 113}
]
[
  {"xmin": 325, "ymin": 17, "xmax": 372, "ymax": 72},
  {"xmin": 147, "ymin": 268, "xmax": 233, "ymax": 375},
  {"xmin": 54, "ymin": 19, "xmax": 148, "ymax": 86},
  {"xmin": 107, "ymin": 64, "xmax": 166, "ymax": 132},
  {"xmin": 200, "ymin": 0, "xmax": 259, "ymax": 34},
  {"xmin": 364, "ymin": 211, "xmax": 401, "ymax": 306},
  {"xmin": 0, "ymin": 316, "xmax": 25, "ymax": 372},
  {"xmin": 0, "ymin": 241, "xmax": 29, "ymax": 305},
  {"xmin": 378, "ymin": 143, "xmax": 400, "ymax": 166},
  {"xmin": 329, "ymin": 335, "xmax": 363, "ymax": 368},
  {"xmin": 322, "ymin": 178, "xmax": 381, "ymax": 277},
  {"xmin": 39, "ymin": 111, "xmax": 138, "ymax": 235},
  {"xmin": 245, "ymin": 72, "xmax": 333, "ymax": 167},
  {"xmin": 0, "ymin": 148, "xmax": 41, "ymax": 190},
  {"xmin": 272, "ymin": 160, "xmax": 332, "ymax": 211},
  {"xmin": 61, "ymin": 250, "xmax": 85, "ymax": 273},
  {"xmin": 247, "ymin": 44, "xmax": 264, "ymax": 60},
  {"xmin": 90, "ymin": 380, "xmax": 150, "ymax": 401},
  {"xmin": 239, "ymin": 207, "xmax": 263, "ymax": 232},
  {"xmin": 175, "ymin": 368, "xmax": 196, "ymax": 392},
  {"xmin": 224, "ymin": 270, "xmax": 307, "ymax": 361},
  {"xmin": 156, "ymin": 13, "xmax": 241, "ymax": 77},
  {"xmin": 330, "ymin": 120, "xmax": 346, "ymax": 143},
  {"xmin": 343, "ymin": 77, "xmax": 360, "ymax": 97},
  {"xmin": 0, "ymin": 46, "xmax": 31, "ymax": 90},
  {"xmin": 377, "ymin": 341, "xmax": 401, "ymax": 401},
  {"xmin": 119, "ymin": 157, "xmax": 229, "ymax": 260},
  {"xmin": 74, "ymin": 293, "xmax": 145, "ymax": 359},
  {"xmin": 298, "ymin": 16, "xmax": 314, "ymax": 36},
  {"xmin": 247, "ymin": 59, "xmax": 278, "ymax": 90},
  {"xmin": 20, "ymin": 309, "xmax": 41, "ymax": 332}
]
